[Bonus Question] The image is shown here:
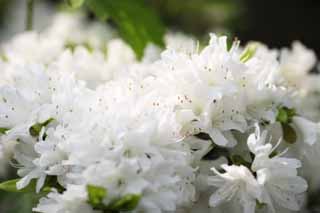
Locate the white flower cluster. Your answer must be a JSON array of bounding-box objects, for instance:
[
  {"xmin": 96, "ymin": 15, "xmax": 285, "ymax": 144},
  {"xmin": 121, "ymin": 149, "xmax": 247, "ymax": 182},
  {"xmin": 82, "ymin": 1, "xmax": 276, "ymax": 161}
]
[{"xmin": 0, "ymin": 12, "xmax": 320, "ymax": 213}]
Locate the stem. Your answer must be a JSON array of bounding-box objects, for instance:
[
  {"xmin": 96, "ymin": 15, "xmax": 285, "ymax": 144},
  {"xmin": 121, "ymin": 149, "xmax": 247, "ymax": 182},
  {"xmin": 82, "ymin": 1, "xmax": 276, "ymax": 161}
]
[{"xmin": 26, "ymin": 0, "xmax": 34, "ymax": 31}]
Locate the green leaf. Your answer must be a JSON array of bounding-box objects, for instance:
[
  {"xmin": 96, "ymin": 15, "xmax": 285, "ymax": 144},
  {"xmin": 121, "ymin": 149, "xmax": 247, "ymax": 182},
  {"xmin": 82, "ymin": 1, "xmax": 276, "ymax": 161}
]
[
  {"xmin": 276, "ymin": 106, "xmax": 297, "ymax": 144},
  {"xmin": 276, "ymin": 106, "xmax": 296, "ymax": 124},
  {"xmin": 45, "ymin": 176, "xmax": 65, "ymax": 193},
  {"xmin": 230, "ymin": 155, "xmax": 252, "ymax": 169},
  {"xmin": 0, "ymin": 54, "xmax": 8, "ymax": 62},
  {"xmin": 29, "ymin": 123, "xmax": 42, "ymax": 137},
  {"xmin": 287, "ymin": 108, "xmax": 296, "ymax": 118},
  {"xmin": 66, "ymin": 0, "xmax": 85, "ymax": 9},
  {"xmin": 269, "ymin": 150, "xmax": 278, "ymax": 158},
  {"xmin": 240, "ymin": 43, "xmax": 258, "ymax": 63},
  {"xmin": 0, "ymin": 192, "xmax": 45, "ymax": 213},
  {"xmin": 86, "ymin": 185, "xmax": 140, "ymax": 212},
  {"xmin": 86, "ymin": 0, "xmax": 165, "ymax": 60},
  {"xmin": 0, "ymin": 176, "xmax": 64, "ymax": 194},
  {"xmin": 65, "ymin": 41, "xmax": 94, "ymax": 53},
  {"xmin": 0, "ymin": 127, "xmax": 9, "ymax": 135},
  {"xmin": 281, "ymin": 123, "xmax": 297, "ymax": 144},
  {"xmin": 277, "ymin": 108, "xmax": 288, "ymax": 123},
  {"xmin": 87, "ymin": 185, "xmax": 107, "ymax": 208},
  {"xmin": 109, "ymin": 194, "xmax": 141, "ymax": 211},
  {"xmin": 256, "ymin": 200, "xmax": 267, "ymax": 209},
  {"xmin": 0, "ymin": 179, "xmax": 36, "ymax": 193},
  {"xmin": 42, "ymin": 118, "xmax": 55, "ymax": 127},
  {"xmin": 29, "ymin": 118, "xmax": 55, "ymax": 137}
]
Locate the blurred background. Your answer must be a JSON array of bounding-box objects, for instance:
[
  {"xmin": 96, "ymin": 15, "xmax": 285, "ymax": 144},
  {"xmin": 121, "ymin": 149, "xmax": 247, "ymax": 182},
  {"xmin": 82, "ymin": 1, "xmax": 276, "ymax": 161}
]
[
  {"xmin": 0, "ymin": 0, "xmax": 319, "ymax": 55},
  {"xmin": 0, "ymin": 0, "xmax": 319, "ymax": 212}
]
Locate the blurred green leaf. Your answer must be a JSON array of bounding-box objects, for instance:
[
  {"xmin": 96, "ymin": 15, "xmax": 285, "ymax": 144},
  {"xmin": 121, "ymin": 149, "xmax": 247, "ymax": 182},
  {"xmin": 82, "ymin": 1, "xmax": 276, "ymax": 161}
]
[
  {"xmin": 0, "ymin": 176, "xmax": 64, "ymax": 193},
  {"xmin": 281, "ymin": 123, "xmax": 297, "ymax": 144},
  {"xmin": 29, "ymin": 118, "xmax": 55, "ymax": 137},
  {"xmin": 87, "ymin": 185, "xmax": 107, "ymax": 209},
  {"xmin": 231, "ymin": 155, "xmax": 252, "ymax": 169},
  {"xmin": 276, "ymin": 106, "xmax": 296, "ymax": 124},
  {"xmin": 109, "ymin": 194, "xmax": 141, "ymax": 211},
  {"xmin": 86, "ymin": 185, "xmax": 141, "ymax": 212},
  {"xmin": 86, "ymin": 0, "xmax": 165, "ymax": 59},
  {"xmin": 256, "ymin": 200, "xmax": 267, "ymax": 210},
  {"xmin": 66, "ymin": 0, "xmax": 85, "ymax": 9},
  {"xmin": 0, "ymin": 192, "xmax": 43, "ymax": 213},
  {"xmin": 0, "ymin": 127, "xmax": 9, "ymax": 135},
  {"xmin": 0, "ymin": 176, "xmax": 65, "ymax": 212},
  {"xmin": 0, "ymin": 179, "xmax": 36, "ymax": 193},
  {"xmin": 240, "ymin": 43, "xmax": 258, "ymax": 62}
]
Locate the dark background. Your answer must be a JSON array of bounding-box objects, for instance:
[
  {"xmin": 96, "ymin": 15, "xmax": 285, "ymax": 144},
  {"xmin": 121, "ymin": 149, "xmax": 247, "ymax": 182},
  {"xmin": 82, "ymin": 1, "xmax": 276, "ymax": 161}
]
[
  {"xmin": 237, "ymin": 0, "xmax": 320, "ymax": 57},
  {"xmin": 152, "ymin": 0, "xmax": 320, "ymax": 57},
  {"xmin": 1, "ymin": 0, "xmax": 320, "ymax": 56}
]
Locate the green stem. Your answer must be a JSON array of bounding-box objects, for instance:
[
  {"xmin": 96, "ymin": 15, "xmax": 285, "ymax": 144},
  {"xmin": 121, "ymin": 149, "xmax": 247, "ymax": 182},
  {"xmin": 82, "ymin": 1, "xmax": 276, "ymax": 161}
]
[{"xmin": 26, "ymin": 0, "xmax": 34, "ymax": 31}]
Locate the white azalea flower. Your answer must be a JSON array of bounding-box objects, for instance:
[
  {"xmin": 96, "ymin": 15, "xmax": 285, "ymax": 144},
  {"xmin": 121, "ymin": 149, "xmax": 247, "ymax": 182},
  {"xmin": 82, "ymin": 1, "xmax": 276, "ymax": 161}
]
[
  {"xmin": 208, "ymin": 164, "xmax": 261, "ymax": 213},
  {"xmin": 280, "ymin": 41, "xmax": 317, "ymax": 87},
  {"xmin": 33, "ymin": 185, "xmax": 98, "ymax": 213},
  {"xmin": 292, "ymin": 116, "xmax": 320, "ymax": 146},
  {"xmin": 257, "ymin": 168, "xmax": 307, "ymax": 212},
  {"xmin": 248, "ymin": 124, "xmax": 308, "ymax": 212},
  {"xmin": 0, "ymin": 14, "xmax": 318, "ymax": 213}
]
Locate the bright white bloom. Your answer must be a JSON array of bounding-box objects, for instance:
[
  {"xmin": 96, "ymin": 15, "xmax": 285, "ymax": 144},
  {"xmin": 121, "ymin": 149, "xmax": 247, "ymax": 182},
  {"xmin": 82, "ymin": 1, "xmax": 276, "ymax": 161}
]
[
  {"xmin": 33, "ymin": 185, "xmax": 97, "ymax": 213},
  {"xmin": 248, "ymin": 125, "xmax": 308, "ymax": 212},
  {"xmin": 257, "ymin": 168, "xmax": 307, "ymax": 212},
  {"xmin": 280, "ymin": 41, "xmax": 317, "ymax": 87},
  {"xmin": 292, "ymin": 116, "xmax": 319, "ymax": 146},
  {"xmin": 2, "ymin": 31, "xmax": 63, "ymax": 64},
  {"xmin": 208, "ymin": 164, "xmax": 261, "ymax": 213},
  {"xmin": 0, "ymin": 14, "xmax": 319, "ymax": 213},
  {"xmin": 45, "ymin": 12, "xmax": 114, "ymax": 50}
]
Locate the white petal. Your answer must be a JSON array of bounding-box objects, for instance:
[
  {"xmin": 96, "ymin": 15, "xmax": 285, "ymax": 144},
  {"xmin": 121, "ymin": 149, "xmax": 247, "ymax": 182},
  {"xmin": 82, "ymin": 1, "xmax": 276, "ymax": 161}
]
[
  {"xmin": 209, "ymin": 128, "xmax": 229, "ymax": 146},
  {"xmin": 271, "ymin": 176, "xmax": 307, "ymax": 193},
  {"xmin": 209, "ymin": 183, "xmax": 238, "ymax": 207},
  {"xmin": 269, "ymin": 185, "xmax": 300, "ymax": 211},
  {"xmin": 293, "ymin": 116, "xmax": 318, "ymax": 145}
]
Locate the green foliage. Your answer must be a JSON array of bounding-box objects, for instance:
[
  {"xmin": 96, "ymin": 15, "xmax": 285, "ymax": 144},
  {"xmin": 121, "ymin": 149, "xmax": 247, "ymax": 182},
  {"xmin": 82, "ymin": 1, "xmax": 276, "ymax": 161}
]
[
  {"xmin": 0, "ymin": 54, "xmax": 8, "ymax": 62},
  {"xmin": 0, "ymin": 179, "xmax": 36, "ymax": 193},
  {"xmin": 277, "ymin": 108, "xmax": 289, "ymax": 123},
  {"xmin": 0, "ymin": 127, "xmax": 9, "ymax": 135},
  {"xmin": 240, "ymin": 43, "xmax": 258, "ymax": 63},
  {"xmin": 86, "ymin": 0, "xmax": 165, "ymax": 59},
  {"xmin": 87, "ymin": 185, "xmax": 107, "ymax": 209},
  {"xmin": 0, "ymin": 192, "xmax": 43, "ymax": 213},
  {"xmin": 276, "ymin": 106, "xmax": 297, "ymax": 144},
  {"xmin": 0, "ymin": 176, "xmax": 64, "ymax": 193},
  {"xmin": 276, "ymin": 106, "xmax": 296, "ymax": 124},
  {"xmin": 269, "ymin": 150, "xmax": 278, "ymax": 158},
  {"xmin": 65, "ymin": 41, "xmax": 93, "ymax": 53},
  {"xmin": 230, "ymin": 155, "xmax": 252, "ymax": 169},
  {"xmin": 0, "ymin": 176, "xmax": 60, "ymax": 213},
  {"xmin": 109, "ymin": 194, "xmax": 141, "ymax": 211},
  {"xmin": 256, "ymin": 200, "xmax": 267, "ymax": 210},
  {"xmin": 66, "ymin": 0, "xmax": 85, "ymax": 9},
  {"xmin": 29, "ymin": 118, "xmax": 55, "ymax": 137},
  {"xmin": 281, "ymin": 123, "xmax": 297, "ymax": 144},
  {"xmin": 86, "ymin": 185, "xmax": 141, "ymax": 212}
]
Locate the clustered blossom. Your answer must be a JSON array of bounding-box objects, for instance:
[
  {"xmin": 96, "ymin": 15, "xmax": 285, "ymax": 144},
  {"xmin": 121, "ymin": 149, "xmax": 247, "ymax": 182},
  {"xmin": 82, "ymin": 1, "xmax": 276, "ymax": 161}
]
[{"xmin": 0, "ymin": 12, "xmax": 320, "ymax": 213}]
